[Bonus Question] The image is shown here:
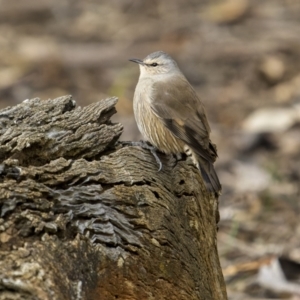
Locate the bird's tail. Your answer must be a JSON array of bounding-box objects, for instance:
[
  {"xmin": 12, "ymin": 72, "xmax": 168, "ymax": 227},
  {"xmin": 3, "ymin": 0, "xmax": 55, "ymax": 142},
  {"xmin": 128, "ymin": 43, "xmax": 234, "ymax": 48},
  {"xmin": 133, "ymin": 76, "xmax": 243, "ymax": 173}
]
[{"xmin": 197, "ymin": 157, "xmax": 222, "ymax": 195}]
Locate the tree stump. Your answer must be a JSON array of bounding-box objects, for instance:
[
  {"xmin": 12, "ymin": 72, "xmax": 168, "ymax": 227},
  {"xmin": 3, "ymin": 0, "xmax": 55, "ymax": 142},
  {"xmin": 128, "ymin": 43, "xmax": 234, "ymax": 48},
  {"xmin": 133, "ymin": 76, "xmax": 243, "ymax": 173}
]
[{"xmin": 0, "ymin": 96, "xmax": 227, "ymax": 300}]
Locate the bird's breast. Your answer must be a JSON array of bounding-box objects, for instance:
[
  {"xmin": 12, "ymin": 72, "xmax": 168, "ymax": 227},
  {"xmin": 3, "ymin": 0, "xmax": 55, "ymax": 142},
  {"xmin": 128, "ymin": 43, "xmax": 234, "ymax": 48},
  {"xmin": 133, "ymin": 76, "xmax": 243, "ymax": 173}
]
[{"xmin": 133, "ymin": 83, "xmax": 185, "ymax": 154}]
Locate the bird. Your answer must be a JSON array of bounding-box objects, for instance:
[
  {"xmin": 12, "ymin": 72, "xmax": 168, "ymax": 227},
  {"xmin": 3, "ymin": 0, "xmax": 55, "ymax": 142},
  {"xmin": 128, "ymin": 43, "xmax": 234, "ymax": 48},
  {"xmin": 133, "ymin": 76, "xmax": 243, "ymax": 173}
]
[{"xmin": 129, "ymin": 51, "xmax": 221, "ymax": 194}]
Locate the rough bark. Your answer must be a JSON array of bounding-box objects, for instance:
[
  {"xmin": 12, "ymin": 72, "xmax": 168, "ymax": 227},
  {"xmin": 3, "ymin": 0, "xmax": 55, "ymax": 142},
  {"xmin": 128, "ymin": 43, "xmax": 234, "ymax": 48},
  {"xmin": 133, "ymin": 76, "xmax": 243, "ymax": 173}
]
[{"xmin": 0, "ymin": 95, "xmax": 227, "ymax": 300}]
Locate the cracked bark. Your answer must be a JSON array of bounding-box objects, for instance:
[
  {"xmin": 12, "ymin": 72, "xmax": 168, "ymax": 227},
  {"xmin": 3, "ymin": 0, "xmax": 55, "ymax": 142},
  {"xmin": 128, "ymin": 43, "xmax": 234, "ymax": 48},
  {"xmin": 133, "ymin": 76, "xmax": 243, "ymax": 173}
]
[{"xmin": 0, "ymin": 95, "xmax": 227, "ymax": 300}]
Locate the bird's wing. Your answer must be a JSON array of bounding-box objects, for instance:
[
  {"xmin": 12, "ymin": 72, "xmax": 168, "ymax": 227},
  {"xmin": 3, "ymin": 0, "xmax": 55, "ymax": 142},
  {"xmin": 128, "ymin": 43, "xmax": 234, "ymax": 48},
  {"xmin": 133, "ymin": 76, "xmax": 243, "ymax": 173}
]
[{"xmin": 151, "ymin": 76, "xmax": 217, "ymax": 162}]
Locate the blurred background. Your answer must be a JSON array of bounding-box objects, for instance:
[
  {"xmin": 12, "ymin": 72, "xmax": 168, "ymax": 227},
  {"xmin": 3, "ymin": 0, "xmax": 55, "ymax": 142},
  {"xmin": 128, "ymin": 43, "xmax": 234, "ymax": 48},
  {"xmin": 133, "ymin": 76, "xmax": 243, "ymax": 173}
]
[{"xmin": 1, "ymin": 0, "xmax": 300, "ymax": 298}]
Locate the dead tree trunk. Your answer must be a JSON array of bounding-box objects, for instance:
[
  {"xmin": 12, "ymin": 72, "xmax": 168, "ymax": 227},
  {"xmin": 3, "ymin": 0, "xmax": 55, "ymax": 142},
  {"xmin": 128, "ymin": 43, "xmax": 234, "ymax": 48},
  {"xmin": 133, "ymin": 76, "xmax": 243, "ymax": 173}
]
[{"xmin": 0, "ymin": 96, "xmax": 227, "ymax": 300}]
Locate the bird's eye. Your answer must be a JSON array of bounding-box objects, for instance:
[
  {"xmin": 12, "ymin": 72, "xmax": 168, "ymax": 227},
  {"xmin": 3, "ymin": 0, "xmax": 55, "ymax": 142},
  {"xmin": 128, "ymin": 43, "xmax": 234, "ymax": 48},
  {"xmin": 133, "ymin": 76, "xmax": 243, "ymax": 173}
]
[{"xmin": 151, "ymin": 63, "xmax": 158, "ymax": 67}]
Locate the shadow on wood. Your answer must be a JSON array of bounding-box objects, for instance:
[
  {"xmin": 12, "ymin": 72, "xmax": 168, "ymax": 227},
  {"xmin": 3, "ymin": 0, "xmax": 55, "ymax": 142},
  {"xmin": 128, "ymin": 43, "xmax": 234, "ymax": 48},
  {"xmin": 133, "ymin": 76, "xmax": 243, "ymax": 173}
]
[{"xmin": 0, "ymin": 96, "xmax": 227, "ymax": 300}]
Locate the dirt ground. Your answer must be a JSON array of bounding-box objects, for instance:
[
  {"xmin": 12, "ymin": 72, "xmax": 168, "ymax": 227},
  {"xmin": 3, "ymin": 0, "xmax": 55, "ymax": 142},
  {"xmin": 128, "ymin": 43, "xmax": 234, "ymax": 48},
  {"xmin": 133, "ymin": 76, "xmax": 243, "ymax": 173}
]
[{"xmin": 0, "ymin": 1, "xmax": 299, "ymax": 299}]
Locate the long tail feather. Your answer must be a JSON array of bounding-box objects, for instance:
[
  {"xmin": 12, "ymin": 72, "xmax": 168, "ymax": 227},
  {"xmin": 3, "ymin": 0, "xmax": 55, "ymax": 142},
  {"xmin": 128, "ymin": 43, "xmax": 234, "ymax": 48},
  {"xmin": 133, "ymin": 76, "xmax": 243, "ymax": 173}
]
[{"xmin": 198, "ymin": 158, "xmax": 222, "ymax": 194}]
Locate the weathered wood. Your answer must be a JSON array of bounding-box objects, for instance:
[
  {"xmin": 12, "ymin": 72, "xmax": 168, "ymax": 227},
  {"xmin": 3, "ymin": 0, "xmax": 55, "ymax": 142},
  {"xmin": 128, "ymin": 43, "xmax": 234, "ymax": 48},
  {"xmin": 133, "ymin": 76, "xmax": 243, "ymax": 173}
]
[{"xmin": 0, "ymin": 96, "xmax": 227, "ymax": 300}]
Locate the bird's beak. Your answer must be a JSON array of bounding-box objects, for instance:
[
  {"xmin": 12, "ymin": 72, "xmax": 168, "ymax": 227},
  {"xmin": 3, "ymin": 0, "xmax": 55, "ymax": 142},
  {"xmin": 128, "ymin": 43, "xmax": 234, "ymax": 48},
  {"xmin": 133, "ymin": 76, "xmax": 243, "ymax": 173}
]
[{"xmin": 129, "ymin": 58, "xmax": 144, "ymax": 65}]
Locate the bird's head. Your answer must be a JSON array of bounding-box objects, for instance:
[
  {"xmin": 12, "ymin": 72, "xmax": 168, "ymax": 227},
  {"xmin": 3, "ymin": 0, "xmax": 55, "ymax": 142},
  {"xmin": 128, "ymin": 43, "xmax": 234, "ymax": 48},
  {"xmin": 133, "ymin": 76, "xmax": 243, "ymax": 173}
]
[{"xmin": 129, "ymin": 51, "xmax": 180, "ymax": 77}]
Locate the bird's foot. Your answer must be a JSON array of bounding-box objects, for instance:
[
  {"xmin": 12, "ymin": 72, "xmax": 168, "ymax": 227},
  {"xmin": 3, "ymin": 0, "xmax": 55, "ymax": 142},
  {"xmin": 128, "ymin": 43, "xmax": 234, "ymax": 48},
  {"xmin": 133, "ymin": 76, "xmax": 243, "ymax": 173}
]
[
  {"xmin": 121, "ymin": 141, "xmax": 163, "ymax": 172},
  {"xmin": 174, "ymin": 153, "xmax": 183, "ymax": 161}
]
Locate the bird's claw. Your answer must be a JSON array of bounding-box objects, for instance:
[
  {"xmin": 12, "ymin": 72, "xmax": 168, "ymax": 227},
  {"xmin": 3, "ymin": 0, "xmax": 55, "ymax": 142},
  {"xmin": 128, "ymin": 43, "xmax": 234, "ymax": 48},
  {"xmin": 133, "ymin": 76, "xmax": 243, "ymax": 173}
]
[{"xmin": 149, "ymin": 147, "xmax": 163, "ymax": 172}]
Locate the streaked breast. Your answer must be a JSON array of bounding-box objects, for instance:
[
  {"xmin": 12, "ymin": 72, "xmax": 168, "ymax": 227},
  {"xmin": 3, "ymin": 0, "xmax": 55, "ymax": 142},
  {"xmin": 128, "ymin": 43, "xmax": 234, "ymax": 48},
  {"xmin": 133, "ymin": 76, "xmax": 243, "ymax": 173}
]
[{"xmin": 133, "ymin": 86, "xmax": 184, "ymax": 155}]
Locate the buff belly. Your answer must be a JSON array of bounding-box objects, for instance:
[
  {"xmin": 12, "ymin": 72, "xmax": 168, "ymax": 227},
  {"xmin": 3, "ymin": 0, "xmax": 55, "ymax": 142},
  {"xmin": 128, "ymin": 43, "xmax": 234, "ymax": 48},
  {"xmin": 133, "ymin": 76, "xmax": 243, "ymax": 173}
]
[{"xmin": 133, "ymin": 95, "xmax": 185, "ymax": 155}]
